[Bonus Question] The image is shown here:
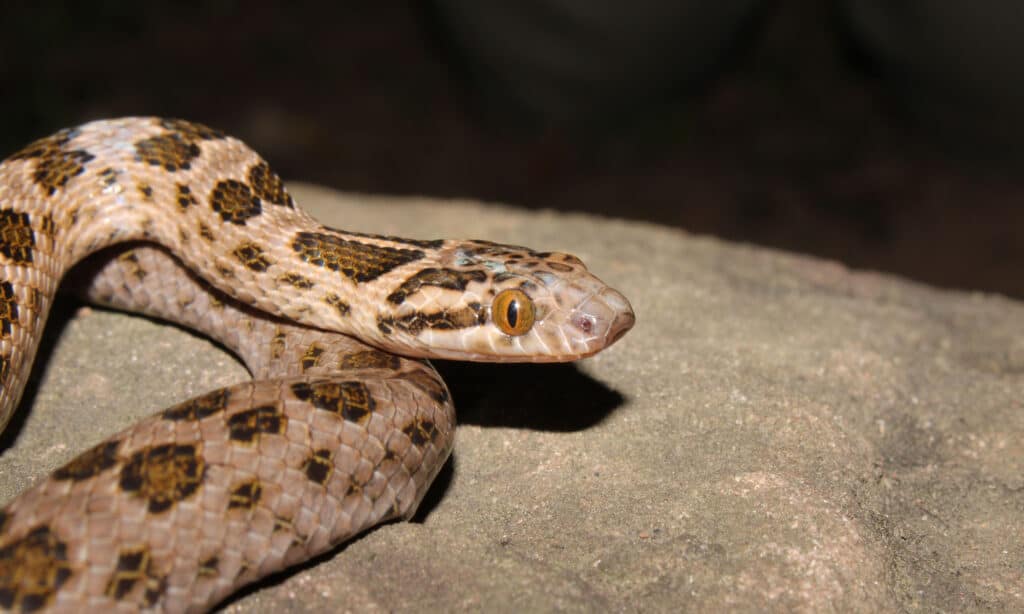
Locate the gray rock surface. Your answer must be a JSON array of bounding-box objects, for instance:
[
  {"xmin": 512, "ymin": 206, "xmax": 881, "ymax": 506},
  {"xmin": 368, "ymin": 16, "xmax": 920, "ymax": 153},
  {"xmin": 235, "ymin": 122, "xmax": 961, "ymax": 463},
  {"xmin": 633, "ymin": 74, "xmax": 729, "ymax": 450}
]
[{"xmin": 2, "ymin": 184, "xmax": 1022, "ymax": 612}]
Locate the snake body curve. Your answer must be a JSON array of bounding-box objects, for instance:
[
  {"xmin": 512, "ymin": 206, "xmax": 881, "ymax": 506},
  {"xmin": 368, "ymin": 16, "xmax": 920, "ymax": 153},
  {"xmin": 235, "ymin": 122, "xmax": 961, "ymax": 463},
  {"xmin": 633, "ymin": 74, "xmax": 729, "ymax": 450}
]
[{"xmin": 0, "ymin": 117, "xmax": 634, "ymax": 612}]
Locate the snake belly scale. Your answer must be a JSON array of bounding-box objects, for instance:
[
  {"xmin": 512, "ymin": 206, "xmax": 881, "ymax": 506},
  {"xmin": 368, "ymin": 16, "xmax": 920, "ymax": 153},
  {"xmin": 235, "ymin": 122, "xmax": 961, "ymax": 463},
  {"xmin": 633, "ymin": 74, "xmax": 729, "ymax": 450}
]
[{"xmin": 0, "ymin": 117, "xmax": 634, "ymax": 612}]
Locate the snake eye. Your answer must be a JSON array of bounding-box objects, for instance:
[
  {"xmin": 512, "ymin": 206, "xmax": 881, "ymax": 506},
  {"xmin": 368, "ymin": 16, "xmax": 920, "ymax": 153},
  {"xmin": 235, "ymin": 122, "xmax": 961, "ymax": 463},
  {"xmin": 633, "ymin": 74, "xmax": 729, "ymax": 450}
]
[{"xmin": 492, "ymin": 289, "xmax": 535, "ymax": 336}]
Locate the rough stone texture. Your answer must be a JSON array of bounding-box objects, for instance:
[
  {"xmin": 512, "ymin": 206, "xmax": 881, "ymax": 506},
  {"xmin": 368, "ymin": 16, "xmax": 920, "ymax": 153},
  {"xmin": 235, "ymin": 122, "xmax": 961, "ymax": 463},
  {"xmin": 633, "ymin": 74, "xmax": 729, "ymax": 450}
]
[{"xmin": 1, "ymin": 183, "xmax": 1022, "ymax": 612}]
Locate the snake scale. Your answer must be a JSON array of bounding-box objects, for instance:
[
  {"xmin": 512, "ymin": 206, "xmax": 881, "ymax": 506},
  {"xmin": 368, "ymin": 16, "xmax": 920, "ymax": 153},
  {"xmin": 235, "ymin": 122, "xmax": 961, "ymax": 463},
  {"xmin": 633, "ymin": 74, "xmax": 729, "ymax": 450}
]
[{"xmin": 0, "ymin": 117, "xmax": 634, "ymax": 612}]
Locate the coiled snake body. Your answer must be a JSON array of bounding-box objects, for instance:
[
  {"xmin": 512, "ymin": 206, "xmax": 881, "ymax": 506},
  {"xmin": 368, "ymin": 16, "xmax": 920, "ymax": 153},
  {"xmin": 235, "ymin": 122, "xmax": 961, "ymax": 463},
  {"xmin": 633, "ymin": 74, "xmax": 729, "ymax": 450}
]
[{"xmin": 0, "ymin": 117, "xmax": 634, "ymax": 612}]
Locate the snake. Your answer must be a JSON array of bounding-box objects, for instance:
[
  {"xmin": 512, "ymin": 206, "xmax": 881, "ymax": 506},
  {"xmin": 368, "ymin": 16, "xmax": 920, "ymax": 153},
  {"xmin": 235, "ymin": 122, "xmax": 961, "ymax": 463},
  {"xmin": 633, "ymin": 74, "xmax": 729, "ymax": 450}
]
[{"xmin": 0, "ymin": 117, "xmax": 634, "ymax": 612}]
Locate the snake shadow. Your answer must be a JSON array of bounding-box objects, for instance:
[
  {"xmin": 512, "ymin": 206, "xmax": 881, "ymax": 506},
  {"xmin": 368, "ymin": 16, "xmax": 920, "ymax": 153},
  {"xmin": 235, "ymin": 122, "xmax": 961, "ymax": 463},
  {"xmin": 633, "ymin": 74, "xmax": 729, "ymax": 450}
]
[
  {"xmin": 0, "ymin": 297, "xmax": 81, "ymax": 454},
  {"xmin": 434, "ymin": 360, "xmax": 624, "ymax": 431},
  {"xmin": 412, "ymin": 360, "xmax": 626, "ymax": 516}
]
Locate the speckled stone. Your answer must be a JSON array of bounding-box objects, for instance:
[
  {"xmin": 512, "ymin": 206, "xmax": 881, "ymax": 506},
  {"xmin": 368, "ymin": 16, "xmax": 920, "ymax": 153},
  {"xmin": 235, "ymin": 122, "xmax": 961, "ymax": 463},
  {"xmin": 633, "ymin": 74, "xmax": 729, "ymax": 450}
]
[{"xmin": 1, "ymin": 183, "xmax": 1021, "ymax": 612}]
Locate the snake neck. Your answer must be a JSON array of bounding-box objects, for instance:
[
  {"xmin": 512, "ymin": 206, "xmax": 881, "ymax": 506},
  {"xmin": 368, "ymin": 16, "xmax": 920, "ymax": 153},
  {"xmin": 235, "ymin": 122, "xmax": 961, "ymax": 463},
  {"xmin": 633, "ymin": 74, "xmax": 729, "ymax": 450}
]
[{"xmin": 1, "ymin": 118, "xmax": 455, "ymax": 350}]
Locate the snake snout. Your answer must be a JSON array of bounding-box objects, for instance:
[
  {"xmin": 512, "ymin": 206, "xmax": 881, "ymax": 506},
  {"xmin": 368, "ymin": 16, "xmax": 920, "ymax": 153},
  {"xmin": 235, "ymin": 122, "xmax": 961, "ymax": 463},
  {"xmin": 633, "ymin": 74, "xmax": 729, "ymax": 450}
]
[{"xmin": 572, "ymin": 287, "xmax": 635, "ymax": 348}]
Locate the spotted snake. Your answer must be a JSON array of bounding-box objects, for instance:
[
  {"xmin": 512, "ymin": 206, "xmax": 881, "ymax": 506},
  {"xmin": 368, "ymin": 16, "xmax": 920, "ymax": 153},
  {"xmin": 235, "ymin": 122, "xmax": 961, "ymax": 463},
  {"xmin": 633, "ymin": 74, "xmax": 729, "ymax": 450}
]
[{"xmin": 0, "ymin": 117, "xmax": 634, "ymax": 612}]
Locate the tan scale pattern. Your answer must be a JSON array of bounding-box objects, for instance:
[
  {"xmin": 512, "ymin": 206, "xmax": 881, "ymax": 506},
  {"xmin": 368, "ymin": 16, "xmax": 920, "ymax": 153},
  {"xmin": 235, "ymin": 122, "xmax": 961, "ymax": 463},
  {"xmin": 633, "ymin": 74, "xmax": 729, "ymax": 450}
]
[{"xmin": 0, "ymin": 117, "xmax": 634, "ymax": 612}]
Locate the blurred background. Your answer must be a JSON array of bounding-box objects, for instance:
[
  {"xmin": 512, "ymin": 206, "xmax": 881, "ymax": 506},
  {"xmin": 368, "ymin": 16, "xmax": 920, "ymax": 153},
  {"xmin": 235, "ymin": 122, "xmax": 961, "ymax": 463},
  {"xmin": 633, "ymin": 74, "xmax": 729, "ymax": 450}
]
[{"xmin": 2, "ymin": 1, "xmax": 1023, "ymax": 298}]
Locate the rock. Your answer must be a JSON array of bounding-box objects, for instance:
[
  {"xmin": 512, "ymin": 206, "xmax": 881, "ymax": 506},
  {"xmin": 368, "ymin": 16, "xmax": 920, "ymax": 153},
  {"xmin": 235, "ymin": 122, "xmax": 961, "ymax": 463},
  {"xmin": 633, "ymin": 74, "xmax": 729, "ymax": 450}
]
[{"xmin": 1, "ymin": 183, "xmax": 1021, "ymax": 611}]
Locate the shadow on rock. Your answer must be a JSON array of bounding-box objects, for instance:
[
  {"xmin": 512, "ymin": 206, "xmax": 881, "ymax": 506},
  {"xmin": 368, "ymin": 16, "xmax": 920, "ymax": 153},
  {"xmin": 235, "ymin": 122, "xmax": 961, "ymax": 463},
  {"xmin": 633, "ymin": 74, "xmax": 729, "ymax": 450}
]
[
  {"xmin": 0, "ymin": 296, "xmax": 81, "ymax": 454},
  {"xmin": 434, "ymin": 361, "xmax": 625, "ymax": 432}
]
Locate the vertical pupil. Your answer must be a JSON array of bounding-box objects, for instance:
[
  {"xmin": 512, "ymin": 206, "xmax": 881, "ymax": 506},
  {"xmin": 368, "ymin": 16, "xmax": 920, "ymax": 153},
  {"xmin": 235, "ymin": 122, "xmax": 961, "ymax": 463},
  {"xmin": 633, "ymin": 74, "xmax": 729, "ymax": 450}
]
[{"xmin": 506, "ymin": 300, "xmax": 519, "ymax": 328}]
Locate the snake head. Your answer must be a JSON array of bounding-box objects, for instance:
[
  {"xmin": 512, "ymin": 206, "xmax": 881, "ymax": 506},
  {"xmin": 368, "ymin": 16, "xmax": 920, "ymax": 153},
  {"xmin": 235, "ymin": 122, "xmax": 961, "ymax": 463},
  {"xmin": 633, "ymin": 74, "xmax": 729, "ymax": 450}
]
[{"xmin": 374, "ymin": 240, "xmax": 635, "ymax": 362}]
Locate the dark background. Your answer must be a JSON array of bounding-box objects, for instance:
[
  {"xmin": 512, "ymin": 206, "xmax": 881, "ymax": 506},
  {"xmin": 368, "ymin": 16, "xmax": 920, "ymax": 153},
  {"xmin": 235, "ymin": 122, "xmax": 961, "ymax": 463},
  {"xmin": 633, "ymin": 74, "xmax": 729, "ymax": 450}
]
[{"xmin": 3, "ymin": 2, "xmax": 1023, "ymax": 298}]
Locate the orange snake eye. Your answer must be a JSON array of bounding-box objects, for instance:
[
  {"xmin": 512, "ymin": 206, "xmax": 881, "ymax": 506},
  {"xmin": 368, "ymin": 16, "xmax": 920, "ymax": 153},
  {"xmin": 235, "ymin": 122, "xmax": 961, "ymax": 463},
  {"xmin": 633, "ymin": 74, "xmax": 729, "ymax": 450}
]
[{"xmin": 492, "ymin": 289, "xmax": 535, "ymax": 336}]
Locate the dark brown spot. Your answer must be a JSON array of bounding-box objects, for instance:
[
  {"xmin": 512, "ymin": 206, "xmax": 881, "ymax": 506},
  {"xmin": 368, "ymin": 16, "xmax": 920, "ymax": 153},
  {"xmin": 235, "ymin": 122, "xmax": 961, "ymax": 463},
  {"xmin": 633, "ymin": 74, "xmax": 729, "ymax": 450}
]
[
  {"xmin": 0, "ymin": 209, "xmax": 35, "ymax": 264},
  {"xmin": 386, "ymin": 268, "xmax": 487, "ymax": 304},
  {"xmin": 210, "ymin": 179, "xmax": 261, "ymax": 225},
  {"xmin": 272, "ymin": 515, "xmax": 293, "ymax": 534},
  {"xmin": 292, "ymin": 232, "xmax": 423, "ymax": 283},
  {"xmin": 323, "ymin": 293, "xmax": 350, "ymax": 317},
  {"xmin": 233, "ymin": 241, "xmax": 272, "ymax": 272},
  {"xmin": 53, "ymin": 440, "xmax": 120, "ymax": 481},
  {"xmin": 547, "ymin": 262, "xmax": 574, "ymax": 272},
  {"xmin": 37, "ymin": 215, "xmax": 56, "ymax": 239},
  {"xmin": 116, "ymin": 250, "xmax": 147, "ymax": 281},
  {"xmin": 134, "ymin": 134, "xmax": 200, "ymax": 172},
  {"xmin": 105, "ymin": 546, "xmax": 166, "ymax": 606},
  {"xmin": 198, "ymin": 222, "xmax": 216, "ymax": 241},
  {"xmin": 227, "ymin": 406, "xmax": 286, "ymax": 443},
  {"xmin": 176, "ymin": 183, "xmax": 197, "ymax": 210},
  {"xmin": 0, "ymin": 282, "xmax": 18, "ymax": 338},
  {"xmin": 302, "ymin": 449, "xmax": 333, "ymax": 485},
  {"xmin": 378, "ymin": 306, "xmax": 485, "ymax": 335},
  {"xmin": 403, "ymin": 418, "xmax": 438, "ymax": 446},
  {"xmin": 247, "ymin": 161, "xmax": 294, "ymax": 208},
  {"xmin": 162, "ymin": 388, "xmax": 230, "ymax": 421},
  {"xmin": 99, "ymin": 167, "xmax": 119, "ymax": 187},
  {"xmin": 25, "ymin": 288, "xmax": 43, "ymax": 328},
  {"xmin": 270, "ymin": 329, "xmax": 286, "ymax": 359},
  {"xmin": 137, "ymin": 183, "xmax": 153, "ymax": 199},
  {"xmin": 228, "ymin": 480, "xmax": 262, "ymax": 510},
  {"xmin": 338, "ymin": 349, "xmax": 401, "ymax": 371},
  {"xmin": 278, "ymin": 273, "xmax": 314, "ymax": 289},
  {"xmin": 290, "ymin": 380, "xmax": 375, "ymax": 425},
  {"xmin": 198, "ymin": 556, "xmax": 219, "ymax": 577},
  {"xmin": 119, "ymin": 444, "xmax": 205, "ymax": 513},
  {"xmin": 301, "ymin": 343, "xmax": 324, "ymax": 372},
  {"xmin": 0, "ymin": 526, "xmax": 72, "ymax": 611},
  {"xmin": 9, "ymin": 130, "xmax": 94, "ymax": 196}
]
